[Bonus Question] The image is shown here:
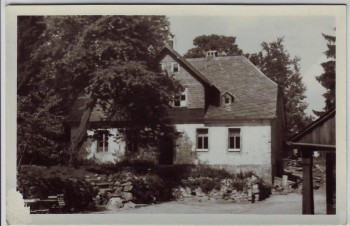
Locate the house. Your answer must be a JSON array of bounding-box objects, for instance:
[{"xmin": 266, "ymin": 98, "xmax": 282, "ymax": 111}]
[{"xmin": 65, "ymin": 46, "xmax": 286, "ymax": 182}]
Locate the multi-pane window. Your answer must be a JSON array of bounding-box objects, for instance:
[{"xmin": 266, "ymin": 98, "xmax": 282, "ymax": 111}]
[
  {"xmin": 197, "ymin": 128, "xmax": 209, "ymax": 150},
  {"xmin": 172, "ymin": 62, "xmax": 180, "ymax": 73},
  {"xmin": 173, "ymin": 88, "xmax": 187, "ymax": 107},
  {"xmin": 228, "ymin": 128, "xmax": 241, "ymax": 151},
  {"xmin": 96, "ymin": 130, "xmax": 109, "ymax": 152}
]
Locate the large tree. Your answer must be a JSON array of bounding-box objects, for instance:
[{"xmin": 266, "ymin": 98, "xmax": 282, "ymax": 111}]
[
  {"xmin": 17, "ymin": 16, "xmax": 179, "ymax": 165},
  {"xmin": 247, "ymin": 37, "xmax": 309, "ymax": 136},
  {"xmin": 314, "ymin": 33, "xmax": 336, "ymax": 116},
  {"xmin": 184, "ymin": 34, "xmax": 243, "ymax": 58}
]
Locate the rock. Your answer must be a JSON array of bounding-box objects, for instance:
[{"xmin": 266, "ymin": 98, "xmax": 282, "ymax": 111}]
[
  {"xmin": 114, "ymin": 181, "xmax": 121, "ymax": 186},
  {"xmin": 124, "ymin": 185, "xmax": 133, "ymax": 192},
  {"xmin": 112, "ymin": 191, "xmax": 122, "ymax": 197},
  {"xmin": 195, "ymin": 187, "xmax": 205, "ymax": 197},
  {"xmin": 95, "ymin": 174, "xmax": 99, "ymax": 177},
  {"xmin": 97, "ymin": 177, "xmax": 102, "ymax": 181},
  {"xmin": 251, "ymin": 175, "xmax": 258, "ymax": 183},
  {"xmin": 180, "ymin": 187, "xmax": 191, "ymax": 198},
  {"xmin": 122, "ymin": 192, "xmax": 133, "ymax": 201},
  {"xmin": 115, "ymin": 186, "xmax": 123, "ymax": 192},
  {"xmin": 107, "ymin": 192, "xmax": 113, "ymax": 199},
  {"xmin": 98, "ymin": 190, "xmax": 106, "ymax": 196},
  {"xmin": 123, "ymin": 202, "xmax": 136, "ymax": 209},
  {"xmin": 122, "ymin": 181, "xmax": 132, "ymax": 186},
  {"xmin": 106, "ymin": 197, "xmax": 124, "ymax": 209},
  {"xmin": 185, "ymin": 187, "xmax": 191, "ymax": 195}
]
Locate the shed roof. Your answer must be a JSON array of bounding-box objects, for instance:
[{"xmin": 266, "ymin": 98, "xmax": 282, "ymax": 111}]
[{"xmin": 291, "ymin": 108, "xmax": 336, "ymax": 145}]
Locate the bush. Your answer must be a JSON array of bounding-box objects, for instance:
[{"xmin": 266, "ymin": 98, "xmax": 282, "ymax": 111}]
[
  {"xmin": 180, "ymin": 177, "xmax": 221, "ymax": 193},
  {"xmin": 231, "ymin": 180, "xmax": 245, "ymax": 191},
  {"xmin": 86, "ymin": 159, "xmax": 156, "ymax": 175},
  {"xmin": 191, "ymin": 165, "xmax": 232, "ymax": 179},
  {"xmin": 257, "ymin": 179, "xmax": 272, "ymax": 200},
  {"xmin": 131, "ymin": 174, "xmax": 170, "ymax": 204},
  {"xmin": 17, "ymin": 167, "xmax": 97, "ymax": 213}
]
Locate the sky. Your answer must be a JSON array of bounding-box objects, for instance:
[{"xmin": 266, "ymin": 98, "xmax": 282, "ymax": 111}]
[{"xmin": 168, "ymin": 16, "xmax": 335, "ymax": 116}]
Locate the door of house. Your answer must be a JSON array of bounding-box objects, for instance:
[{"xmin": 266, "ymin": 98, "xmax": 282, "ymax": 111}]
[{"xmin": 158, "ymin": 136, "xmax": 174, "ymax": 165}]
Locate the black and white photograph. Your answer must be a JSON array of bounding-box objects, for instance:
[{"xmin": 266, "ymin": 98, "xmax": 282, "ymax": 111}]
[{"xmin": 3, "ymin": 4, "xmax": 347, "ymax": 225}]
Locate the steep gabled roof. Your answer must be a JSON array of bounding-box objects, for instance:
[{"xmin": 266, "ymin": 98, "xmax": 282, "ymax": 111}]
[
  {"xmin": 156, "ymin": 46, "xmax": 218, "ymax": 89},
  {"xmin": 65, "ymin": 96, "xmax": 107, "ymax": 124},
  {"xmin": 187, "ymin": 56, "xmax": 278, "ymax": 120},
  {"xmin": 66, "ymin": 49, "xmax": 280, "ymax": 124}
]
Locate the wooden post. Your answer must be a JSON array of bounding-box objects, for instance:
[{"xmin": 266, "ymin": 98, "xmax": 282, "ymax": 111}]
[
  {"xmin": 326, "ymin": 152, "xmax": 336, "ymax": 214},
  {"xmin": 302, "ymin": 149, "xmax": 314, "ymax": 214}
]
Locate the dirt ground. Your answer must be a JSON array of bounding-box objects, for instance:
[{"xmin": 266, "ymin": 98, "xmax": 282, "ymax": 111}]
[{"xmin": 97, "ymin": 186, "xmax": 327, "ymax": 215}]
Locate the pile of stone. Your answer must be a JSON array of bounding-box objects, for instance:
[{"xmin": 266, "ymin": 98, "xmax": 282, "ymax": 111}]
[
  {"xmin": 281, "ymin": 158, "xmax": 326, "ymax": 193},
  {"xmin": 173, "ymin": 175, "xmax": 264, "ymax": 203},
  {"xmin": 85, "ymin": 173, "xmax": 137, "ymax": 210},
  {"xmin": 272, "ymin": 175, "xmax": 299, "ymax": 195}
]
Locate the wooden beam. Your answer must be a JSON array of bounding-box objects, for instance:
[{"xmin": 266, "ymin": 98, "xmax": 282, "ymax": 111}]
[
  {"xmin": 302, "ymin": 150, "xmax": 314, "ymax": 214},
  {"xmin": 287, "ymin": 142, "xmax": 335, "ymax": 151},
  {"xmin": 326, "ymin": 152, "xmax": 336, "ymax": 214}
]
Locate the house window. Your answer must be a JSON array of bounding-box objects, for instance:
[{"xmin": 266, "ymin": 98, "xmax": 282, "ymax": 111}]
[
  {"xmin": 96, "ymin": 130, "xmax": 109, "ymax": 152},
  {"xmin": 173, "ymin": 88, "xmax": 187, "ymax": 107},
  {"xmin": 159, "ymin": 63, "xmax": 165, "ymax": 71},
  {"xmin": 228, "ymin": 128, "xmax": 241, "ymax": 151},
  {"xmin": 197, "ymin": 128, "xmax": 209, "ymax": 151},
  {"xmin": 222, "ymin": 92, "xmax": 234, "ymax": 106},
  {"xmin": 172, "ymin": 62, "xmax": 180, "ymax": 73},
  {"xmin": 127, "ymin": 141, "xmax": 138, "ymax": 153},
  {"xmin": 225, "ymin": 97, "xmax": 230, "ymax": 104}
]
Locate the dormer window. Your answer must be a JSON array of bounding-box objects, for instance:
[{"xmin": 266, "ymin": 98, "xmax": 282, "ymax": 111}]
[
  {"xmin": 171, "ymin": 62, "xmax": 180, "ymax": 73},
  {"xmin": 225, "ymin": 97, "xmax": 230, "ymax": 104},
  {"xmin": 221, "ymin": 92, "xmax": 234, "ymax": 106},
  {"xmin": 173, "ymin": 88, "xmax": 188, "ymax": 107}
]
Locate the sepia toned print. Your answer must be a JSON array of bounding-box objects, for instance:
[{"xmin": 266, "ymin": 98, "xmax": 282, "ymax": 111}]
[{"xmin": 4, "ymin": 4, "xmax": 347, "ymax": 225}]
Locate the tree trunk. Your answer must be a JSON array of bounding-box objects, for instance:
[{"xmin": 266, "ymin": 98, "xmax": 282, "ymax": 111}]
[{"xmin": 69, "ymin": 96, "xmax": 96, "ymax": 164}]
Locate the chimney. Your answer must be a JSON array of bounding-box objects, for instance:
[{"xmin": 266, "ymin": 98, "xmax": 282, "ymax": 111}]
[
  {"xmin": 206, "ymin": 50, "xmax": 218, "ymax": 59},
  {"xmin": 166, "ymin": 35, "xmax": 174, "ymax": 49}
]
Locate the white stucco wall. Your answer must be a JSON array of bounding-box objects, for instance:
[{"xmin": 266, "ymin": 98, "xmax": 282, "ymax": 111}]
[
  {"xmin": 175, "ymin": 124, "xmax": 271, "ymax": 166},
  {"xmin": 76, "ymin": 124, "xmax": 271, "ymax": 168},
  {"xmin": 83, "ymin": 129, "xmax": 126, "ymax": 163}
]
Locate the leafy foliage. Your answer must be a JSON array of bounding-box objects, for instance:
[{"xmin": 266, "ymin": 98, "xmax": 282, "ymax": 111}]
[
  {"xmin": 184, "ymin": 34, "xmax": 243, "ymax": 58},
  {"xmin": 17, "ymin": 16, "xmax": 178, "ymax": 165},
  {"xmin": 247, "ymin": 37, "xmax": 309, "ymax": 136},
  {"xmin": 314, "ymin": 33, "xmax": 336, "ymax": 115}
]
